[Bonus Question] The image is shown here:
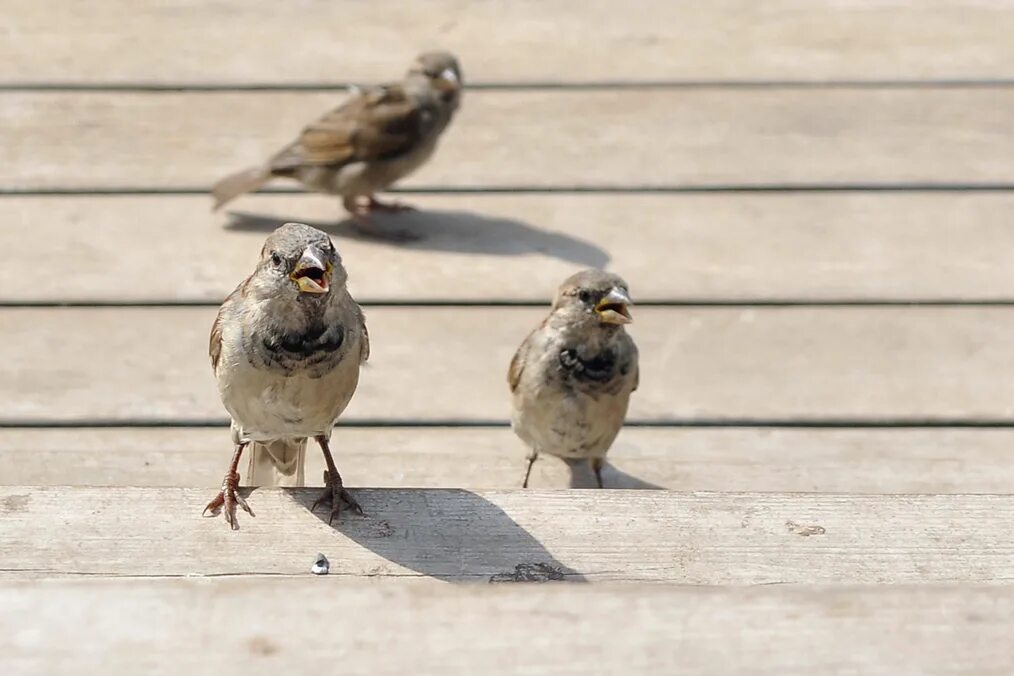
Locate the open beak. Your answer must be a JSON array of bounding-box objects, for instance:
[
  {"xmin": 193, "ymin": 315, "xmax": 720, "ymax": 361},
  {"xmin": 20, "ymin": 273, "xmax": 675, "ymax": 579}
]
[
  {"xmin": 289, "ymin": 247, "xmax": 332, "ymax": 294},
  {"xmin": 596, "ymin": 287, "xmax": 633, "ymax": 325}
]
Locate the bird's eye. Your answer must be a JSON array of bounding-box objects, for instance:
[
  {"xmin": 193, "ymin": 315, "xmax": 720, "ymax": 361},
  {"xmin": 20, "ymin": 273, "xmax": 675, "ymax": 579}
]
[
  {"xmin": 578, "ymin": 290, "xmax": 592, "ymax": 304},
  {"xmin": 270, "ymin": 252, "xmax": 282, "ymax": 267}
]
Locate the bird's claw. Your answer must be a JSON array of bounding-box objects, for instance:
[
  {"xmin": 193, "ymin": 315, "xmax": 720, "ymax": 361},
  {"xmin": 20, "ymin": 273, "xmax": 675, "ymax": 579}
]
[
  {"xmin": 202, "ymin": 471, "xmax": 254, "ymax": 530},
  {"xmin": 367, "ymin": 197, "xmax": 416, "ymax": 213},
  {"xmin": 312, "ymin": 470, "xmax": 364, "ymax": 525}
]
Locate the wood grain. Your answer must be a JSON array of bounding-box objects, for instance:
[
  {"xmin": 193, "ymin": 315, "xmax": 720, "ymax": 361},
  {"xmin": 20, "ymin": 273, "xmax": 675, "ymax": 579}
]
[
  {"xmin": 3, "ymin": 307, "xmax": 1013, "ymax": 424},
  {"xmin": 7, "ymin": 1, "xmax": 1014, "ymax": 84},
  {"xmin": 4, "ymin": 579, "xmax": 1014, "ymax": 675},
  {"xmin": 7, "ymin": 427, "xmax": 1014, "ymax": 494},
  {"xmin": 6, "ymin": 89, "xmax": 1014, "ymax": 189},
  {"xmin": 6, "ymin": 192, "xmax": 1014, "ymax": 303},
  {"xmin": 2, "ymin": 486, "xmax": 1014, "ymax": 583}
]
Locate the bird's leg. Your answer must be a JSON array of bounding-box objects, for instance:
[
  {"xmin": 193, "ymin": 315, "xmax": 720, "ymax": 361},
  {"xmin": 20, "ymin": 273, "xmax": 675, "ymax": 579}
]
[
  {"xmin": 343, "ymin": 196, "xmax": 382, "ymax": 236},
  {"xmin": 344, "ymin": 195, "xmax": 419, "ymax": 242},
  {"xmin": 366, "ymin": 194, "xmax": 416, "ymax": 213},
  {"xmin": 311, "ymin": 435, "xmax": 363, "ymax": 524},
  {"xmin": 202, "ymin": 442, "xmax": 255, "ymax": 530},
  {"xmin": 590, "ymin": 457, "xmax": 605, "ymax": 489},
  {"xmin": 521, "ymin": 449, "xmax": 539, "ymax": 488}
]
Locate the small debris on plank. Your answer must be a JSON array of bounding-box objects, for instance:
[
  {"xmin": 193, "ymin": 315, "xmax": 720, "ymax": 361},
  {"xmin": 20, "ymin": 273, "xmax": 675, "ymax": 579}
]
[{"xmin": 311, "ymin": 553, "xmax": 330, "ymax": 575}]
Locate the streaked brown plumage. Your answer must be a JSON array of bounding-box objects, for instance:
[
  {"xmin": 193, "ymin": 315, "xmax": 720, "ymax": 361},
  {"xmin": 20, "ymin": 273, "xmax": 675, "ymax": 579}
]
[
  {"xmin": 211, "ymin": 51, "xmax": 462, "ymax": 238},
  {"xmin": 204, "ymin": 222, "xmax": 369, "ymax": 529},
  {"xmin": 509, "ymin": 270, "xmax": 639, "ymax": 488}
]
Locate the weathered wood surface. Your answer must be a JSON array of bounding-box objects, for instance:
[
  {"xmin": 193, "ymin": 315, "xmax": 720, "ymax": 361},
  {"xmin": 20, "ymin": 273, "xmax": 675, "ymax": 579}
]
[
  {"xmin": 3, "ymin": 487, "xmax": 1014, "ymax": 582},
  {"xmin": 7, "ymin": 1, "xmax": 1014, "ymax": 84},
  {"xmin": 6, "ymin": 193, "xmax": 1014, "ymax": 303},
  {"xmin": 6, "ymin": 1, "xmax": 1014, "ymax": 671},
  {"xmin": 3, "ymin": 307, "xmax": 1013, "ymax": 423},
  {"xmin": 4, "ymin": 579, "xmax": 1014, "ymax": 676},
  {"xmin": 7, "ymin": 427, "xmax": 1014, "ymax": 494},
  {"xmin": 7, "ymin": 89, "xmax": 1014, "ymax": 189}
]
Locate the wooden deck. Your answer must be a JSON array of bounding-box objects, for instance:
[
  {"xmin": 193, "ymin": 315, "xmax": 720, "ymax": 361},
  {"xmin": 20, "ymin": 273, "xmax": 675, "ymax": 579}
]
[{"xmin": 5, "ymin": 1, "xmax": 1014, "ymax": 673}]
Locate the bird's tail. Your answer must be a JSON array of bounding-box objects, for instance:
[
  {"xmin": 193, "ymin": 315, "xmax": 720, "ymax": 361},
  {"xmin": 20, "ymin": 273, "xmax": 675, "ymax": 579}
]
[
  {"xmin": 211, "ymin": 166, "xmax": 272, "ymax": 210},
  {"xmin": 246, "ymin": 438, "xmax": 307, "ymax": 487}
]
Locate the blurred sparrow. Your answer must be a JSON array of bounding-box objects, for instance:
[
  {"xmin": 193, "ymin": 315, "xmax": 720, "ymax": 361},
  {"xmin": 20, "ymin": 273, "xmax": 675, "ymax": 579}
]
[
  {"xmin": 509, "ymin": 270, "xmax": 639, "ymax": 488},
  {"xmin": 204, "ymin": 222, "xmax": 370, "ymax": 529},
  {"xmin": 211, "ymin": 51, "xmax": 463, "ymax": 239}
]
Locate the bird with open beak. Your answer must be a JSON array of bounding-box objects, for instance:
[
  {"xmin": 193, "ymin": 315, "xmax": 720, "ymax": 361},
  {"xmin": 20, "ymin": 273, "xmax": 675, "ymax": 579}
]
[
  {"xmin": 204, "ymin": 222, "xmax": 370, "ymax": 529},
  {"xmin": 508, "ymin": 270, "xmax": 639, "ymax": 488},
  {"xmin": 211, "ymin": 51, "xmax": 463, "ymax": 239}
]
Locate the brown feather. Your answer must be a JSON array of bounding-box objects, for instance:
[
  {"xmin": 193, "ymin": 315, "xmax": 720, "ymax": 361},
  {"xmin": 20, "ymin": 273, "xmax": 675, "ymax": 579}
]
[
  {"xmin": 507, "ymin": 348, "xmax": 525, "ymax": 393},
  {"xmin": 210, "ymin": 167, "xmax": 270, "ymax": 210},
  {"xmin": 508, "ymin": 326, "xmax": 539, "ymax": 393},
  {"xmin": 358, "ymin": 311, "xmax": 371, "ymax": 363},
  {"xmin": 269, "ymin": 85, "xmax": 426, "ymax": 172},
  {"xmin": 209, "ymin": 310, "xmax": 224, "ymax": 373},
  {"xmin": 209, "ymin": 280, "xmax": 247, "ymax": 373}
]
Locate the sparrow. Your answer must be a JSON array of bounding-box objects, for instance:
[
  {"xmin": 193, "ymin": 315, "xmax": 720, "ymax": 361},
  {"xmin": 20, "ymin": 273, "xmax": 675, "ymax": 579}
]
[
  {"xmin": 203, "ymin": 222, "xmax": 370, "ymax": 529},
  {"xmin": 508, "ymin": 270, "xmax": 639, "ymax": 489},
  {"xmin": 211, "ymin": 51, "xmax": 463, "ymax": 239}
]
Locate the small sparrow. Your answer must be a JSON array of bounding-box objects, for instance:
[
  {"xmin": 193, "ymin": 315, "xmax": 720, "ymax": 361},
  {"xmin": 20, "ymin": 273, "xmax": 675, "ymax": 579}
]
[
  {"xmin": 508, "ymin": 270, "xmax": 639, "ymax": 488},
  {"xmin": 211, "ymin": 51, "xmax": 463, "ymax": 239},
  {"xmin": 203, "ymin": 222, "xmax": 370, "ymax": 529}
]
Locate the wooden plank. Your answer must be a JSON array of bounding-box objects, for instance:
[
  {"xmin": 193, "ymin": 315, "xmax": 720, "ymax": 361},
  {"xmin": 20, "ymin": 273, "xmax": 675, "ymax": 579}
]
[
  {"xmin": 7, "ymin": 427, "xmax": 1014, "ymax": 494},
  {"xmin": 7, "ymin": 1, "xmax": 1014, "ymax": 84},
  {"xmin": 7, "ymin": 89, "xmax": 1014, "ymax": 189},
  {"xmin": 3, "ymin": 486, "xmax": 1014, "ymax": 582},
  {"xmin": 3, "ymin": 306, "xmax": 1013, "ymax": 423},
  {"xmin": 4, "ymin": 580, "xmax": 1014, "ymax": 676},
  {"xmin": 6, "ymin": 192, "xmax": 1014, "ymax": 303}
]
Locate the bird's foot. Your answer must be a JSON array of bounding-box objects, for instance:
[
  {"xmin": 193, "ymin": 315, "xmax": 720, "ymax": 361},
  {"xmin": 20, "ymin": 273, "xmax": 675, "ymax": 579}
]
[
  {"xmin": 350, "ymin": 213, "xmax": 421, "ymax": 242},
  {"xmin": 367, "ymin": 196, "xmax": 416, "ymax": 213},
  {"xmin": 312, "ymin": 469, "xmax": 364, "ymax": 525},
  {"xmin": 202, "ymin": 470, "xmax": 254, "ymax": 530}
]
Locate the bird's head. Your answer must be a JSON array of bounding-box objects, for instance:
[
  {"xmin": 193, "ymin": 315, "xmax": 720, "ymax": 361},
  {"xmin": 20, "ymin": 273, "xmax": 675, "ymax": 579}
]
[
  {"xmin": 408, "ymin": 51, "xmax": 463, "ymax": 106},
  {"xmin": 551, "ymin": 270, "xmax": 633, "ymax": 328},
  {"xmin": 249, "ymin": 223, "xmax": 347, "ymax": 303}
]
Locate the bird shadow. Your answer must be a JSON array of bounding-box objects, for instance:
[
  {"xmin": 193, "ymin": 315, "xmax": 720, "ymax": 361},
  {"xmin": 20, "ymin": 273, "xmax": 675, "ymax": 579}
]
[
  {"xmin": 223, "ymin": 208, "xmax": 610, "ymax": 268},
  {"xmin": 563, "ymin": 458, "xmax": 665, "ymax": 490},
  {"xmin": 288, "ymin": 488, "xmax": 586, "ymax": 583}
]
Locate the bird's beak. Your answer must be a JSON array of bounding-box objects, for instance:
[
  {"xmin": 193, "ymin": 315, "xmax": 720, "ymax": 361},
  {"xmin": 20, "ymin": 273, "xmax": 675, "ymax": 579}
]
[
  {"xmin": 289, "ymin": 247, "xmax": 332, "ymax": 294},
  {"xmin": 435, "ymin": 68, "xmax": 460, "ymax": 91},
  {"xmin": 596, "ymin": 288, "xmax": 633, "ymax": 324}
]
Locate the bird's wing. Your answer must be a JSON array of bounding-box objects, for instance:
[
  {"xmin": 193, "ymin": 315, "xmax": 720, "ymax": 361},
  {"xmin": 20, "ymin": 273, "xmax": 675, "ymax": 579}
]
[
  {"xmin": 627, "ymin": 337, "xmax": 640, "ymax": 392},
  {"xmin": 269, "ymin": 85, "xmax": 428, "ymax": 172},
  {"xmin": 358, "ymin": 310, "xmax": 371, "ymax": 364},
  {"xmin": 508, "ymin": 331, "xmax": 535, "ymax": 393},
  {"xmin": 209, "ymin": 307, "xmax": 225, "ymax": 374},
  {"xmin": 210, "ymin": 283, "xmax": 245, "ymax": 374}
]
